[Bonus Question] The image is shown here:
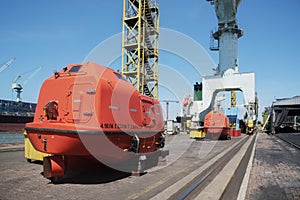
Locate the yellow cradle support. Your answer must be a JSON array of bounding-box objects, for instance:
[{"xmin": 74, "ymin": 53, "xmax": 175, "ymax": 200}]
[
  {"xmin": 189, "ymin": 127, "xmax": 206, "ymax": 140},
  {"xmin": 24, "ymin": 130, "xmax": 52, "ymax": 162}
]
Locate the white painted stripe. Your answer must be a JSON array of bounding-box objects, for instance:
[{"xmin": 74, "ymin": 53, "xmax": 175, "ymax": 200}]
[
  {"xmin": 86, "ymin": 89, "xmax": 96, "ymax": 94},
  {"xmin": 237, "ymin": 133, "xmax": 259, "ymax": 200},
  {"xmin": 109, "ymin": 105, "xmax": 119, "ymax": 110},
  {"xmin": 130, "ymin": 108, "xmax": 137, "ymax": 112},
  {"xmin": 83, "ymin": 111, "xmax": 93, "ymax": 116}
]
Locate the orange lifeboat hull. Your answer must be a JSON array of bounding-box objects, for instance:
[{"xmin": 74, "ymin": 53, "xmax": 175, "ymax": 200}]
[
  {"xmin": 204, "ymin": 110, "xmax": 230, "ymax": 140},
  {"xmin": 25, "ymin": 62, "xmax": 165, "ymax": 175}
]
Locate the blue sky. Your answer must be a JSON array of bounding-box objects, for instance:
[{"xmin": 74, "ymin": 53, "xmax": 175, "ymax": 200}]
[{"xmin": 1, "ymin": 0, "xmax": 300, "ymax": 121}]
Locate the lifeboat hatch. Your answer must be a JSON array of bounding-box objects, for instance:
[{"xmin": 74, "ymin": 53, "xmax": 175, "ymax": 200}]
[
  {"xmin": 68, "ymin": 83, "xmax": 95, "ymax": 123},
  {"xmin": 141, "ymin": 100, "xmax": 153, "ymax": 126}
]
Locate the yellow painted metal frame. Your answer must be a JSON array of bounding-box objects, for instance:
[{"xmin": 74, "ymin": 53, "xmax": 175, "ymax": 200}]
[
  {"xmin": 24, "ymin": 130, "xmax": 51, "ymax": 162},
  {"xmin": 230, "ymin": 91, "xmax": 237, "ymax": 107},
  {"xmin": 189, "ymin": 128, "xmax": 206, "ymax": 139},
  {"xmin": 122, "ymin": 0, "xmax": 160, "ymax": 99}
]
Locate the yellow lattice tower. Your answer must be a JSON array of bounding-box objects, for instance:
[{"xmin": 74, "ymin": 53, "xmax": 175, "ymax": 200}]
[{"xmin": 122, "ymin": 0, "xmax": 160, "ymax": 99}]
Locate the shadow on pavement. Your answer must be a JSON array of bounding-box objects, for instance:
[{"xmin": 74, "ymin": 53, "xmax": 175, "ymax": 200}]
[{"xmin": 49, "ymin": 166, "xmax": 132, "ymax": 185}]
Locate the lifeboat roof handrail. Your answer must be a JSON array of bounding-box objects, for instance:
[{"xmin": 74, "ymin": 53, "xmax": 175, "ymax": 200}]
[{"xmin": 53, "ymin": 70, "xmax": 87, "ymax": 78}]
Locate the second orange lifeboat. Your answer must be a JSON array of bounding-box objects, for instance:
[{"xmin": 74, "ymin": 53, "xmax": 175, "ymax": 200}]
[{"xmin": 204, "ymin": 110, "xmax": 230, "ymax": 140}]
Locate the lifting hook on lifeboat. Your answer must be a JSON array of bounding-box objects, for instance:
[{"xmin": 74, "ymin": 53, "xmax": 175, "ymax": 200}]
[
  {"xmin": 129, "ymin": 134, "xmax": 140, "ymax": 153},
  {"xmin": 158, "ymin": 135, "xmax": 165, "ymax": 148}
]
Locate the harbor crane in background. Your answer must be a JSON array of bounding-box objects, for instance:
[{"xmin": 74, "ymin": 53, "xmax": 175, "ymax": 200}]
[
  {"xmin": 188, "ymin": 0, "xmax": 257, "ymax": 133},
  {"xmin": 12, "ymin": 66, "xmax": 42, "ymax": 102},
  {"xmin": 122, "ymin": 0, "xmax": 256, "ymax": 131},
  {"xmin": 12, "ymin": 75, "xmax": 23, "ymax": 102},
  {"xmin": 161, "ymin": 100, "xmax": 179, "ymax": 121},
  {"xmin": 0, "ymin": 58, "xmax": 15, "ymax": 73}
]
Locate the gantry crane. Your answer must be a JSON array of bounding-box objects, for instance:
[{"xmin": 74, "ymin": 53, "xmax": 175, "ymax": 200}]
[
  {"xmin": 122, "ymin": 0, "xmax": 160, "ymax": 99},
  {"xmin": 161, "ymin": 100, "xmax": 179, "ymax": 121},
  {"xmin": 0, "ymin": 58, "xmax": 15, "ymax": 73},
  {"xmin": 12, "ymin": 66, "xmax": 42, "ymax": 102},
  {"xmin": 12, "ymin": 74, "xmax": 23, "ymax": 102}
]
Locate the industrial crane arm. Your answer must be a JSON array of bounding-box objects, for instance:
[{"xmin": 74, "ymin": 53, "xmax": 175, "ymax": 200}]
[
  {"xmin": 161, "ymin": 100, "xmax": 179, "ymax": 121},
  {"xmin": 23, "ymin": 66, "xmax": 42, "ymax": 86},
  {"xmin": 0, "ymin": 58, "xmax": 15, "ymax": 73},
  {"xmin": 13, "ymin": 74, "xmax": 22, "ymax": 83},
  {"xmin": 161, "ymin": 100, "xmax": 179, "ymax": 103}
]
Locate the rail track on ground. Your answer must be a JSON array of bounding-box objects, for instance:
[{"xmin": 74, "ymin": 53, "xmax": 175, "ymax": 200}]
[
  {"xmin": 172, "ymin": 136, "xmax": 251, "ymax": 200},
  {"xmin": 148, "ymin": 134, "xmax": 256, "ymax": 200}
]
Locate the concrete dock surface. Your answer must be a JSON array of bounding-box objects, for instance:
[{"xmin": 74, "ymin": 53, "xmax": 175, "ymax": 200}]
[{"xmin": 0, "ymin": 132, "xmax": 299, "ymax": 199}]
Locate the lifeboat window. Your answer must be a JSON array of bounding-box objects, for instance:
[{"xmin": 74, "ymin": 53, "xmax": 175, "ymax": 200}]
[
  {"xmin": 114, "ymin": 72, "xmax": 126, "ymax": 81},
  {"xmin": 69, "ymin": 65, "xmax": 82, "ymax": 73}
]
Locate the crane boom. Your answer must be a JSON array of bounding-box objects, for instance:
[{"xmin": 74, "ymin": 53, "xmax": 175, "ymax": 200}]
[
  {"xmin": 23, "ymin": 66, "xmax": 42, "ymax": 86},
  {"xmin": 161, "ymin": 100, "xmax": 179, "ymax": 121},
  {"xmin": 0, "ymin": 58, "xmax": 15, "ymax": 73}
]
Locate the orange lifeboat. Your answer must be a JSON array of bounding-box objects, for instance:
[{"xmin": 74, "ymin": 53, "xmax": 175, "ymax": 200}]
[
  {"xmin": 204, "ymin": 110, "xmax": 230, "ymax": 140},
  {"xmin": 25, "ymin": 62, "xmax": 166, "ymax": 178},
  {"xmin": 183, "ymin": 97, "xmax": 190, "ymax": 107}
]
